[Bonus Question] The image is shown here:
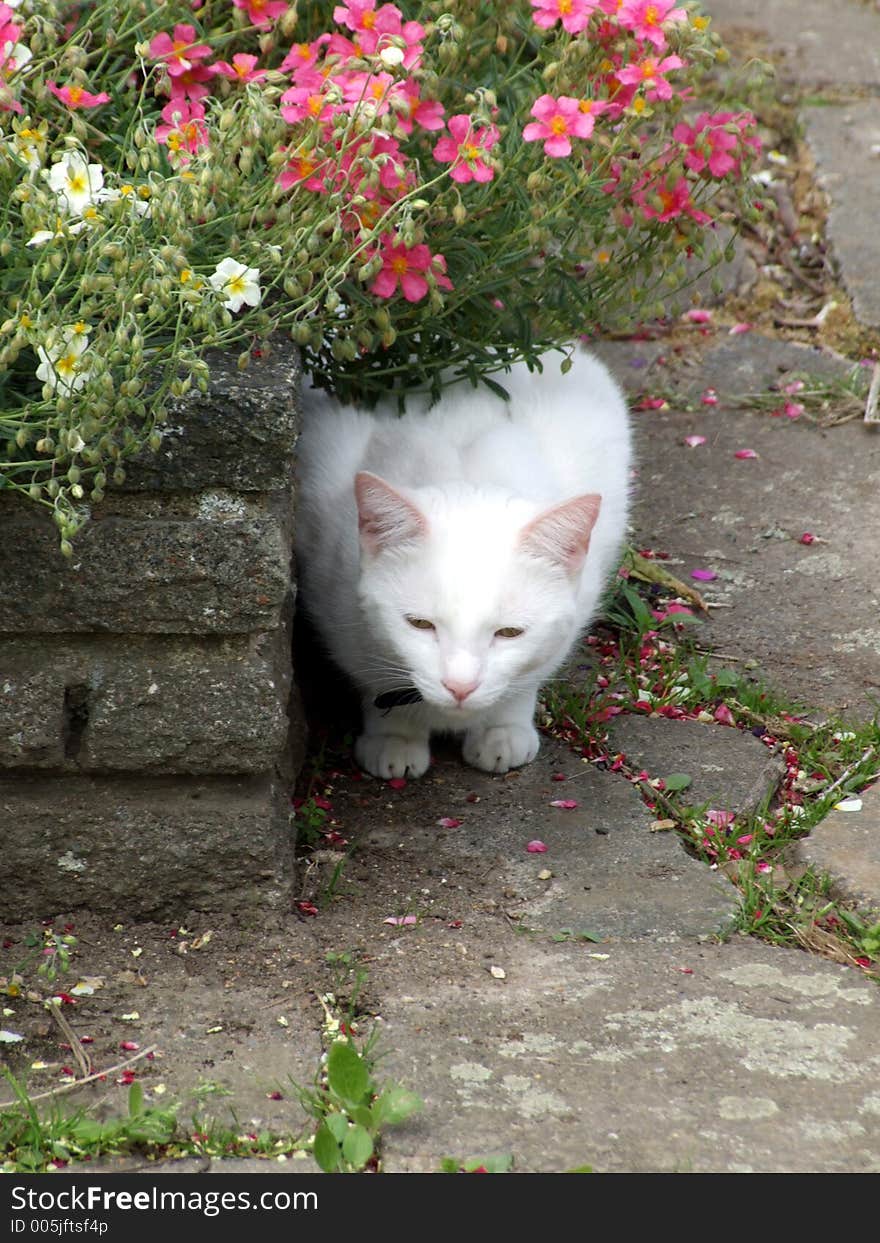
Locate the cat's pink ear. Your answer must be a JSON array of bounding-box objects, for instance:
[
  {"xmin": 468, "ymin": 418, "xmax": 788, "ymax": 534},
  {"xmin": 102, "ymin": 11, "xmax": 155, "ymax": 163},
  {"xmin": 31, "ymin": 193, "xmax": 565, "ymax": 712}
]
[
  {"xmin": 519, "ymin": 494, "xmax": 602, "ymax": 575},
  {"xmin": 355, "ymin": 472, "xmax": 428, "ymax": 555}
]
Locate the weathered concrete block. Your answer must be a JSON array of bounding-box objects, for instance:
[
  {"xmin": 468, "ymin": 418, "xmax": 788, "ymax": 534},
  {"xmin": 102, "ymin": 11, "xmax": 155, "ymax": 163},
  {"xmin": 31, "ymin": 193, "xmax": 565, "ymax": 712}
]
[
  {"xmin": 0, "ymin": 499, "xmax": 290, "ymax": 634},
  {"xmin": 0, "ymin": 631, "xmax": 296, "ymax": 774},
  {"xmin": 0, "ymin": 773, "xmax": 294, "ymax": 920},
  {"xmin": 122, "ymin": 343, "xmax": 301, "ymax": 493}
]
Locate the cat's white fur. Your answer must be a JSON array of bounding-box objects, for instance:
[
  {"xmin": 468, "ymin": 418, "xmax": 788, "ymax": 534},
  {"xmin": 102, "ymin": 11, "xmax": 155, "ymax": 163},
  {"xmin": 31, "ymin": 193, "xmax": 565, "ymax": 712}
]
[{"xmin": 295, "ymin": 348, "xmax": 632, "ymax": 778}]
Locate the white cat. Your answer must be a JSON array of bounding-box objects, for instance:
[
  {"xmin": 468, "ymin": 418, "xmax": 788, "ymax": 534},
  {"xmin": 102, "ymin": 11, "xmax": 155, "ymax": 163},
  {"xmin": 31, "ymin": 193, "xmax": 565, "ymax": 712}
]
[{"xmin": 295, "ymin": 348, "xmax": 632, "ymax": 779}]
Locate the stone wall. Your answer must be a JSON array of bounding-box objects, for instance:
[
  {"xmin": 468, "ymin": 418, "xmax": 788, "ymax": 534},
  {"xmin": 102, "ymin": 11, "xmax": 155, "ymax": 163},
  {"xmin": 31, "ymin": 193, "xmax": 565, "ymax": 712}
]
[{"xmin": 0, "ymin": 342, "xmax": 303, "ymax": 921}]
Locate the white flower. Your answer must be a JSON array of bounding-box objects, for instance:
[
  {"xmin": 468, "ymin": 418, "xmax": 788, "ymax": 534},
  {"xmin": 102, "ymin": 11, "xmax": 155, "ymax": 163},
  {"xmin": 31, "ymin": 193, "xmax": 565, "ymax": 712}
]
[
  {"xmin": 1, "ymin": 39, "xmax": 31, "ymax": 74},
  {"xmin": 208, "ymin": 257, "xmax": 261, "ymax": 313},
  {"xmin": 378, "ymin": 44, "xmax": 405, "ymax": 68},
  {"xmin": 35, "ymin": 327, "xmax": 92, "ymax": 395},
  {"xmin": 96, "ymin": 183, "xmax": 151, "ymax": 218},
  {"xmin": 46, "ymin": 151, "xmax": 105, "ymax": 217},
  {"xmin": 26, "ymin": 218, "xmax": 88, "ymax": 247}
]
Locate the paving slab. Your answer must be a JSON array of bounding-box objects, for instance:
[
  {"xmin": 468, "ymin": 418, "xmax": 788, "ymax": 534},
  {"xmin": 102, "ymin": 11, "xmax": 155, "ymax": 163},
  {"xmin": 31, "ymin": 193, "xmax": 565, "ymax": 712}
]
[
  {"xmin": 796, "ymin": 783, "xmax": 880, "ymax": 918},
  {"xmin": 701, "ymin": 0, "xmax": 880, "ymax": 88},
  {"xmin": 598, "ymin": 335, "xmax": 880, "ymax": 719},
  {"xmin": 802, "ymin": 102, "xmax": 880, "ymax": 329},
  {"xmin": 608, "ymin": 715, "xmax": 786, "ymax": 814},
  {"xmin": 378, "ymin": 936, "xmax": 880, "ymax": 1173}
]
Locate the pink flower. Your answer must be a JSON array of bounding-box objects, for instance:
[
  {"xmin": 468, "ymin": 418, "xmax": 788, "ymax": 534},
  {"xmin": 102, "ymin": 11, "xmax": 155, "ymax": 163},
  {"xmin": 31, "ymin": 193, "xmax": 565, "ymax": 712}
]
[
  {"xmin": 47, "ymin": 81, "xmax": 111, "ymax": 109},
  {"xmin": 370, "ymin": 235, "xmax": 452, "ymax": 302},
  {"xmin": 673, "ymin": 112, "xmax": 759, "ymax": 180},
  {"xmin": 530, "ymin": 0, "xmax": 600, "ymax": 35},
  {"xmin": 214, "ymin": 54, "xmax": 268, "ymax": 84},
  {"xmin": 433, "ymin": 114, "xmax": 499, "ymax": 183},
  {"xmin": 615, "ymin": 53, "xmax": 683, "ymax": 101},
  {"xmin": 635, "ymin": 173, "xmax": 711, "ymax": 225},
  {"xmin": 523, "ymin": 94, "xmax": 604, "ymax": 157},
  {"xmin": 149, "ymin": 25, "xmax": 213, "ymax": 78},
  {"xmin": 280, "ymin": 36, "xmax": 332, "ymax": 79},
  {"xmin": 333, "ymin": 1, "xmax": 406, "ymax": 54},
  {"xmin": 279, "ymin": 85, "xmax": 338, "ymax": 125},
  {"xmin": 618, "ymin": 0, "xmax": 687, "ymax": 50},
  {"xmin": 233, "ymin": 0, "xmax": 289, "ymax": 27},
  {"xmin": 155, "ymin": 99, "xmax": 209, "ymax": 159}
]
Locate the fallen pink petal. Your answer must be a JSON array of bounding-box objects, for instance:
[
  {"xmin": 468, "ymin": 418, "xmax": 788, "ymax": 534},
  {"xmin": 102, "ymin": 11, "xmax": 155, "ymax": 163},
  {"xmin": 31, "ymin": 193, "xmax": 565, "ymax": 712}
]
[
  {"xmin": 714, "ymin": 703, "xmax": 736, "ymax": 726},
  {"xmin": 701, "ymin": 388, "xmax": 719, "ymax": 405},
  {"xmin": 782, "ymin": 379, "xmax": 805, "ymax": 394},
  {"xmin": 734, "ymin": 448, "xmax": 758, "ymax": 459},
  {"xmin": 549, "ymin": 799, "xmax": 579, "ymax": 809},
  {"xmin": 729, "ymin": 321, "xmax": 753, "ymax": 334},
  {"xmin": 799, "ymin": 532, "xmax": 816, "ymax": 545},
  {"xmin": 690, "ymin": 568, "xmax": 717, "ymax": 582},
  {"xmin": 384, "ymin": 915, "xmax": 418, "ymax": 926},
  {"xmin": 526, "ymin": 840, "xmax": 548, "ymax": 853},
  {"xmin": 684, "ymin": 308, "xmax": 713, "ymax": 324},
  {"xmin": 387, "ymin": 777, "xmax": 407, "ymax": 789},
  {"xmin": 706, "ymin": 809, "xmax": 735, "ymax": 829},
  {"xmin": 683, "ymin": 434, "xmax": 707, "ymax": 448},
  {"xmin": 436, "ymin": 817, "xmax": 462, "ymax": 828},
  {"xmin": 783, "ymin": 400, "xmax": 804, "ymax": 419}
]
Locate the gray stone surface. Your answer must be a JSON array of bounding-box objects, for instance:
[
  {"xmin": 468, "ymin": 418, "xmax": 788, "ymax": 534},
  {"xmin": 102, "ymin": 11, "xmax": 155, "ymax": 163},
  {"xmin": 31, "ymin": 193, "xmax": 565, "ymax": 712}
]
[
  {"xmin": 0, "ymin": 632, "xmax": 292, "ymax": 773},
  {"xmin": 122, "ymin": 343, "xmax": 301, "ymax": 493},
  {"xmin": 617, "ymin": 336, "xmax": 880, "ymax": 719},
  {"xmin": 0, "ymin": 501, "xmax": 290, "ymax": 635},
  {"xmin": 796, "ymin": 783, "xmax": 880, "ymax": 918},
  {"xmin": 0, "ymin": 772, "xmax": 294, "ymax": 919},
  {"xmin": 379, "ymin": 937, "xmax": 880, "ymax": 1173},
  {"xmin": 608, "ymin": 715, "xmax": 785, "ymax": 815},
  {"xmin": 701, "ymin": 0, "xmax": 880, "ymax": 87},
  {"xmin": 338, "ymin": 735, "xmax": 740, "ymax": 943},
  {"xmin": 803, "ymin": 103, "xmax": 880, "ymax": 329}
]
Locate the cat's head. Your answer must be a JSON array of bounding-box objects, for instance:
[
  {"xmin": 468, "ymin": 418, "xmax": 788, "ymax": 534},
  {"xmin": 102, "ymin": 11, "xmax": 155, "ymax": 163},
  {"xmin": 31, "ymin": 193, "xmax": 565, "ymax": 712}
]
[{"xmin": 354, "ymin": 471, "xmax": 601, "ymax": 716}]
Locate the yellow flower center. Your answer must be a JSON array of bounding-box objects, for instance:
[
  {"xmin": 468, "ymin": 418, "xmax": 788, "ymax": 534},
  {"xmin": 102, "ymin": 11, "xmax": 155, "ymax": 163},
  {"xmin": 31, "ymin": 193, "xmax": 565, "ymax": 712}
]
[
  {"xmin": 579, "ymin": 99, "xmax": 594, "ymax": 113},
  {"xmin": 362, "ymin": 10, "xmax": 376, "ymax": 29},
  {"xmin": 391, "ymin": 256, "xmax": 409, "ymax": 276},
  {"xmin": 641, "ymin": 60, "xmax": 657, "ymax": 79},
  {"xmin": 67, "ymin": 170, "xmax": 88, "ymax": 193},
  {"xmin": 645, "ymin": 5, "xmax": 659, "ymax": 24},
  {"xmin": 227, "ymin": 275, "xmax": 247, "ymax": 295},
  {"xmin": 559, "ymin": 0, "xmax": 573, "ymax": 12},
  {"xmin": 307, "ymin": 94, "xmax": 324, "ymax": 115},
  {"xmin": 67, "ymin": 85, "xmax": 84, "ymax": 103},
  {"xmin": 463, "ymin": 143, "xmax": 481, "ymax": 161},
  {"xmin": 56, "ymin": 352, "xmax": 79, "ymax": 378},
  {"xmin": 550, "ymin": 114, "xmax": 568, "ymax": 135}
]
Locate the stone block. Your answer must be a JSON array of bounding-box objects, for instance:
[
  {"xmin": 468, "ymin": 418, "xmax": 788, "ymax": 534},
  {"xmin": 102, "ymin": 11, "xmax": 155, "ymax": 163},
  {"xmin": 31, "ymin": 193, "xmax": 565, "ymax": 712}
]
[
  {"xmin": 0, "ymin": 498, "xmax": 291, "ymax": 634},
  {"xmin": 0, "ymin": 773, "xmax": 294, "ymax": 920},
  {"xmin": 121, "ymin": 342, "xmax": 301, "ymax": 493}
]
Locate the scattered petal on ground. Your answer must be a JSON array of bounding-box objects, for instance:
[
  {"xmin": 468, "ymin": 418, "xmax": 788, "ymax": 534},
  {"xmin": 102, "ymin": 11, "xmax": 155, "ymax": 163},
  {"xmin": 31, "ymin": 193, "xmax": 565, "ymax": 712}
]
[
  {"xmin": 384, "ymin": 915, "xmax": 418, "ymax": 926},
  {"xmin": 526, "ymin": 839, "xmax": 548, "ymax": 853},
  {"xmin": 690, "ymin": 568, "xmax": 717, "ymax": 582},
  {"xmin": 714, "ymin": 703, "xmax": 736, "ymax": 726},
  {"xmin": 706, "ymin": 809, "xmax": 735, "ymax": 829},
  {"xmin": 387, "ymin": 777, "xmax": 407, "ymax": 790},
  {"xmin": 684, "ymin": 309, "xmax": 713, "ymax": 324},
  {"xmin": 799, "ymin": 532, "xmax": 816, "ymax": 545},
  {"xmin": 436, "ymin": 817, "xmax": 462, "ymax": 828},
  {"xmin": 729, "ymin": 322, "xmax": 753, "ymax": 334},
  {"xmin": 489, "ymin": 966, "xmax": 506, "ymax": 979},
  {"xmin": 549, "ymin": 799, "xmax": 579, "ymax": 809},
  {"xmin": 734, "ymin": 448, "xmax": 758, "ymax": 459},
  {"xmin": 683, "ymin": 434, "xmax": 707, "ymax": 448},
  {"xmin": 701, "ymin": 388, "xmax": 719, "ymax": 405},
  {"xmin": 835, "ymin": 797, "xmax": 863, "ymax": 812}
]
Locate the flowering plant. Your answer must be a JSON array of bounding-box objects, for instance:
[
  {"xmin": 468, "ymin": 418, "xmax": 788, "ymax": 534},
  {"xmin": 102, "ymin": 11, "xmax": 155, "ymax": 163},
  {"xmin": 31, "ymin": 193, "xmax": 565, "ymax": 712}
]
[{"xmin": 0, "ymin": 0, "xmax": 759, "ymax": 549}]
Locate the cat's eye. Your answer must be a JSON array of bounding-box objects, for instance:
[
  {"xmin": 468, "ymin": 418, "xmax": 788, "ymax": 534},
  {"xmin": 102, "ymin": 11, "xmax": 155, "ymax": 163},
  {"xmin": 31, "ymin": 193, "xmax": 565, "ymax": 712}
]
[
  {"xmin": 495, "ymin": 626, "xmax": 524, "ymax": 639},
  {"xmin": 407, "ymin": 616, "xmax": 436, "ymax": 631}
]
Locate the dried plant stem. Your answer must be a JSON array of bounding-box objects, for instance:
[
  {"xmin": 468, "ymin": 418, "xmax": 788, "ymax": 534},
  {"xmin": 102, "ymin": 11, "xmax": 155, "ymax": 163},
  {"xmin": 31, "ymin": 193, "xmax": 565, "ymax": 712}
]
[{"xmin": 0, "ymin": 1046, "xmax": 156, "ymax": 1110}]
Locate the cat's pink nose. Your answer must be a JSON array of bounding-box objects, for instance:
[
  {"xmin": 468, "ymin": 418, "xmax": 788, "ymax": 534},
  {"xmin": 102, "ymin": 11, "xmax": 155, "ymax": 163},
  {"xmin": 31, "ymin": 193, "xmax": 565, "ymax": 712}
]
[{"xmin": 443, "ymin": 677, "xmax": 479, "ymax": 704}]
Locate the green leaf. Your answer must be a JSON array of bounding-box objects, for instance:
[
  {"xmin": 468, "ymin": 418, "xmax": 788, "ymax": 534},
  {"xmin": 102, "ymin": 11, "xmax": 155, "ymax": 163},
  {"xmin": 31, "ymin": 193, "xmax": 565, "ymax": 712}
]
[
  {"xmin": 341, "ymin": 1123, "xmax": 374, "ymax": 1169},
  {"xmin": 372, "ymin": 1085, "xmax": 422, "ymax": 1128},
  {"xmin": 128, "ymin": 1081, "xmax": 144, "ymax": 1117},
  {"xmin": 313, "ymin": 1123, "xmax": 342, "ymax": 1173},
  {"xmin": 324, "ymin": 1113, "xmax": 349, "ymax": 1144},
  {"xmin": 662, "ymin": 773, "xmax": 692, "ymax": 792},
  {"xmin": 326, "ymin": 1040, "xmax": 371, "ymax": 1106}
]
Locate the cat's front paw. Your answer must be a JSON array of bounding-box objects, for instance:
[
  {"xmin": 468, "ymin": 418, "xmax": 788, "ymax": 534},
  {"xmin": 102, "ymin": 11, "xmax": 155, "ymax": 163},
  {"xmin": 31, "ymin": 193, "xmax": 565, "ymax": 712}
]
[
  {"xmin": 462, "ymin": 723, "xmax": 540, "ymax": 774},
  {"xmin": 355, "ymin": 732, "xmax": 431, "ymax": 780}
]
